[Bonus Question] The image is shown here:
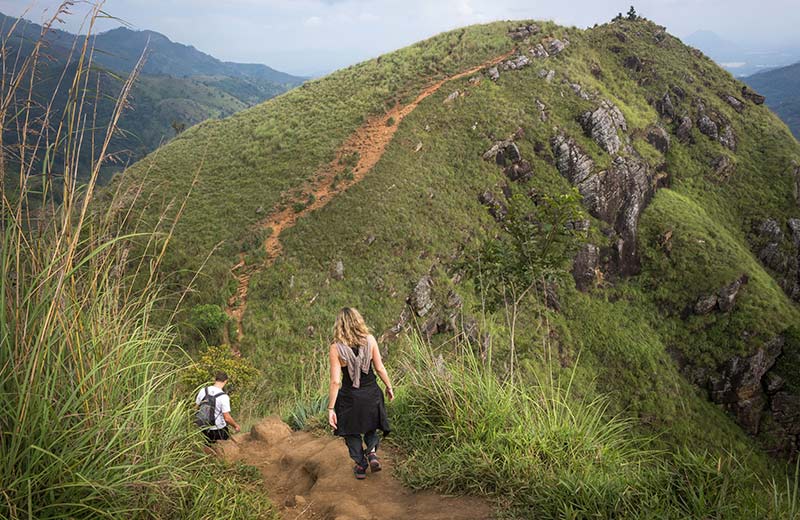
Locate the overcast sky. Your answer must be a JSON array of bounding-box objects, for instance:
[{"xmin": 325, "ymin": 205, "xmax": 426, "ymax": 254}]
[{"xmin": 2, "ymin": 0, "xmax": 799, "ymax": 76}]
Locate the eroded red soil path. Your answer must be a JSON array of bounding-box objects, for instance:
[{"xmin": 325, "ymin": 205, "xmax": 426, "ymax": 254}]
[
  {"xmin": 224, "ymin": 51, "xmax": 514, "ymax": 347},
  {"xmin": 218, "ymin": 417, "xmax": 492, "ymax": 520}
]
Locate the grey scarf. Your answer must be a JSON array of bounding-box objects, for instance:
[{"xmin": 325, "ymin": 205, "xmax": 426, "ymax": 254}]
[{"xmin": 336, "ymin": 339, "xmax": 372, "ymax": 388}]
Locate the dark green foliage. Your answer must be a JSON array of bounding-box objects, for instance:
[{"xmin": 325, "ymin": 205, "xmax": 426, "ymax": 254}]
[
  {"xmin": 463, "ymin": 188, "xmax": 585, "ymax": 311},
  {"xmin": 189, "ymin": 303, "xmax": 229, "ymax": 342}
]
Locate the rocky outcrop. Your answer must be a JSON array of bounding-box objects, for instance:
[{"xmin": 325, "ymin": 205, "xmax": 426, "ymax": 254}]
[
  {"xmin": 697, "ymin": 113, "xmax": 718, "ymax": 140},
  {"xmin": 692, "ymin": 274, "xmax": 748, "ymax": 314},
  {"xmin": 719, "ymin": 124, "xmax": 737, "ymax": 151},
  {"xmin": 552, "ymin": 135, "xmax": 657, "ymax": 275},
  {"xmin": 711, "ymin": 155, "xmax": 735, "ymax": 182},
  {"xmin": 572, "ymin": 243, "xmax": 600, "ymax": 291},
  {"xmin": 407, "ymin": 275, "xmax": 434, "ymax": 317},
  {"xmin": 331, "ymin": 259, "xmax": 345, "ymax": 280},
  {"xmin": 478, "ymin": 190, "xmax": 507, "ymax": 221},
  {"xmin": 579, "ymin": 101, "xmax": 627, "ymax": 154},
  {"xmin": 508, "ymin": 24, "xmax": 540, "ymax": 40},
  {"xmin": 624, "ymin": 55, "xmax": 643, "ymax": 72},
  {"xmin": 500, "ymin": 54, "xmax": 531, "ymax": 71},
  {"xmin": 755, "ymin": 217, "xmax": 800, "ymax": 302},
  {"xmin": 741, "ymin": 86, "xmax": 766, "ymax": 105},
  {"xmin": 720, "ymin": 93, "xmax": 745, "ymax": 113},
  {"xmin": 547, "ymin": 38, "xmax": 568, "ymax": 55},
  {"xmin": 487, "ymin": 66, "xmax": 500, "ymax": 81},
  {"xmin": 708, "ymin": 336, "xmax": 784, "ymax": 434},
  {"xmin": 483, "ymin": 135, "xmax": 533, "ymax": 183},
  {"xmin": 676, "ymin": 115, "xmax": 693, "ymax": 143},
  {"xmin": 530, "ymin": 44, "xmax": 549, "ymax": 59},
  {"xmin": 655, "ymin": 92, "xmax": 675, "ymax": 120},
  {"xmin": 794, "ymin": 162, "xmax": 800, "ymax": 207},
  {"xmin": 646, "ymin": 125, "xmax": 670, "ymax": 154}
]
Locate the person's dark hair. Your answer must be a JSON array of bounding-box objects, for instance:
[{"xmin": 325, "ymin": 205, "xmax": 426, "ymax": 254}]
[{"xmin": 214, "ymin": 371, "xmax": 229, "ymax": 382}]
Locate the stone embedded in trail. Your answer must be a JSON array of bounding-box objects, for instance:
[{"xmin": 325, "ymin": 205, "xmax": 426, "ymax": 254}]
[
  {"xmin": 646, "ymin": 125, "xmax": 671, "ymax": 154},
  {"xmin": 408, "ymin": 275, "xmax": 434, "ymax": 317},
  {"xmin": 572, "ymin": 243, "xmax": 600, "ymax": 291},
  {"xmin": 741, "ymin": 85, "xmax": 766, "ymax": 105},
  {"xmin": 579, "ymin": 101, "xmax": 627, "ymax": 154},
  {"xmin": 676, "ymin": 115, "xmax": 693, "ymax": 143},
  {"xmin": 508, "ymin": 24, "xmax": 540, "ymax": 40}
]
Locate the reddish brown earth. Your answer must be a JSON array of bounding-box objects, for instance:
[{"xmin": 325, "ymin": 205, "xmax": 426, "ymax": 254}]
[
  {"xmin": 223, "ymin": 51, "xmax": 514, "ymax": 349},
  {"xmin": 218, "ymin": 417, "xmax": 493, "ymax": 520}
]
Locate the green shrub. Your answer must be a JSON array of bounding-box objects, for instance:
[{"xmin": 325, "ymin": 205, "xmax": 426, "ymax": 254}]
[
  {"xmin": 182, "ymin": 344, "xmax": 261, "ymax": 403},
  {"xmin": 190, "ymin": 303, "xmax": 229, "ymax": 341}
]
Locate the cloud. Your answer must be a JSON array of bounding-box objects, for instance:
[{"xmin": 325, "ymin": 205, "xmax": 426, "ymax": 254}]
[{"xmin": 304, "ymin": 15, "xmax": 323, "ymax": 27}]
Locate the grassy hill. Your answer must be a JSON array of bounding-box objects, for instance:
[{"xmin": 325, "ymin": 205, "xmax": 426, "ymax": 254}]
[
  {"xmin": 745, "ymin": 61, "xmax": 800, "ymax": 139},
  {"xmin": 106, "ymin": 15, "xmax": 800, "ymax": 517}
]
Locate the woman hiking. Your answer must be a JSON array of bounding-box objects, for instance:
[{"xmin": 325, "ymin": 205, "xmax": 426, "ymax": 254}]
[{"xmin": 327, "ymin": 307, "xmax": 394, "ymax": 479}]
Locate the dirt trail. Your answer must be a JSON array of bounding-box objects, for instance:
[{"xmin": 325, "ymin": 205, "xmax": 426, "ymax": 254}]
[
  {"xmin": 223, "ymin": 51, "xmax": 514, "ymax": 346},
  {"xmin": 218, "ymin": 417, "xmax": 492, "ymax": 520}
]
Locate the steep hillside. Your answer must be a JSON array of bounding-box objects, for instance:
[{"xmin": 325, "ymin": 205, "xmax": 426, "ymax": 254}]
[
  {"xmin": 0, "ymin": 12, "xmax": 303, "ymax": 187},
  {"xmin": 745, "ymin": 61, "xmax": 800, "ymax": 138},
  {"xmin": 108, "ymin": 15, "xmax": 800, "ymax": 514}
]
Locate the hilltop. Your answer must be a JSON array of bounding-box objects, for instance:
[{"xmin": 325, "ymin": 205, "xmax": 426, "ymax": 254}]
[{"xmin": 105, "ymin": 14, "xmax": 800, "ymax": 517}]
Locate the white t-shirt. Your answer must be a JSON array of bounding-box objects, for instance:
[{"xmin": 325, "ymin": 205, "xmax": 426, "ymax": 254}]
[{"xmin": 195, "ymin": 386, "xmax": 231, "ymax": 430}]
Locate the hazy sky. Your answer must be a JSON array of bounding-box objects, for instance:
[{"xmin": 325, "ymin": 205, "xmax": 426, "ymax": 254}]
[{"xmin": 2, "ymin": 0, "xmax": 799, "ymax": 75}]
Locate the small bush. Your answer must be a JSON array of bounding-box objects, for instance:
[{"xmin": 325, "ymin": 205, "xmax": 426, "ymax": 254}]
[
  {"xmin": 183, "ymin": 344, "xmax": 261, "ymax": 402},
  {"xmin": 190, "ymin": 303, "xmax": 229, "ymax": 341},
  {"xmin": 387, "ymin": 116, "xmax": 396, "ymax": 126}
]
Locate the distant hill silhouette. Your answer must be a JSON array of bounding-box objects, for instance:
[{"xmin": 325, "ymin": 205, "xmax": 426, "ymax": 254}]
[{"xmin": 745, "ymin": 61, "xmax": 800, "ymax": 138}]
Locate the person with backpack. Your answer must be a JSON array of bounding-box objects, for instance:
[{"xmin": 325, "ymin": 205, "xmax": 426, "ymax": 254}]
[{"xmin": 194, "ymin": 371, "xmax": 240, "ymax": 442}]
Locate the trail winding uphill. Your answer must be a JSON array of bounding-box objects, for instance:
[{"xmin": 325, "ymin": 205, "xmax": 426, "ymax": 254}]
[
  {"xmin": 217, "ymin": 417, "xmax": 492, "ymax": 520},
  {"xmin": 223, "ymin": 51, "xmax": 515, "ymax": 347}
]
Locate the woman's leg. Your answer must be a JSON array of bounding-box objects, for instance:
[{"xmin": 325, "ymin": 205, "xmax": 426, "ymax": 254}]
[
  {"xmin": 364, "ymin": 430, "xmax": 380, "ymax": 454},
  {"xmin": 343, "ymin": 434, "xmax": 367, "ymax": 466}
]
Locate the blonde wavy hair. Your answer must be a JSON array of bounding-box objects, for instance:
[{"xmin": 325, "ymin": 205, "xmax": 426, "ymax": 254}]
[{"xmin": 333, "ymin": 307, "xmax": 370, "ymax": 347}]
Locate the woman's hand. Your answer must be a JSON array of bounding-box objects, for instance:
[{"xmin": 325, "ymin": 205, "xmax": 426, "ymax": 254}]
[
  {"xmin": 328, "ymin": 409, "xmax": 337, "ymax": 429},
  {"xmin": 386, "ymin": 387, "xmax": 395, "ymax": 402}
]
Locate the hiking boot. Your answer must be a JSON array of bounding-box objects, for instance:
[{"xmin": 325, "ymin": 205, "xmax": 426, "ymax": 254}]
[
  {"xmin": 367, "ymin": 452, "xmax": 381, "ymax": 472},
  {"xmin": 353, "ymin": 463, "xmax": 367, "ymax": 479}
]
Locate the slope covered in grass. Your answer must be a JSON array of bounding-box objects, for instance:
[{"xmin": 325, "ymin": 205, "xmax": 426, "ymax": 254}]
[{"xmin": 110, "ymin": 14, "xmax": 800, "ymax": 517}]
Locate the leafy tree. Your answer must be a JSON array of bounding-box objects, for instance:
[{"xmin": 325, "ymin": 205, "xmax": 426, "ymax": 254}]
[
  {"xmin": 171, "ymin": 120, "xmax": 187, "ymax": 135},
  {"xmin": 182, "ymin": 344, "xmax": 260, "ymax": 404},
  {"xmin": 627, "ymin": 5, "xmax": 638, "ymax": 20},
  {"xmin": 462, "ymin": 187, "xmax": 586, "ymax": 375}
]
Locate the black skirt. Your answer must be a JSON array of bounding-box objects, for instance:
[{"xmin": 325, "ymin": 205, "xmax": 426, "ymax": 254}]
[{"xmin": 333, "ymin": 364, "xmax": 391, "ymax": 436}]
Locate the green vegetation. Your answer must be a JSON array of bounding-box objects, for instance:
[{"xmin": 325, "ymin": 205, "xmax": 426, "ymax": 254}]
[
  {"xmin": 392, "ymin": 336, "xmax": 792, "ymax": 519},
  {"xmin": 93, "ymin": 12, "xmax": 800, "ymax": 518},
  {"xmin": 1, "ymin": 6, "xmax": 275, "ymax": 517}
]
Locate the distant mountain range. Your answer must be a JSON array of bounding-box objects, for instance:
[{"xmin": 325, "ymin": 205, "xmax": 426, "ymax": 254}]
[
  {"xmin": 684, "ymin": 30, "xmax": 800, "ymax": 77},
  {"xmin": 0, "ymin": 12, "xmax": 305, "ymax": 187},
  {"xmin": 744, "ymin": 61, "xmax": 800, "ymax": 139}
]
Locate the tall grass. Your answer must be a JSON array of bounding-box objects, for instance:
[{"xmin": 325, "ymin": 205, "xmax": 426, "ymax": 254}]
[
  {"xmin": 390, "ymin": 335, "xmax": 788, "ymax": 519},
  {"xmin": 0, "ymin": 3, "xmax": 274, "ymax": 518}
]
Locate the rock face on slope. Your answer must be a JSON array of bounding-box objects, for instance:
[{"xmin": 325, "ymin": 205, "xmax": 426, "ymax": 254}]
[{"xmin": 552, "ymin": 134, "xmax": 658, "ymax": 277}]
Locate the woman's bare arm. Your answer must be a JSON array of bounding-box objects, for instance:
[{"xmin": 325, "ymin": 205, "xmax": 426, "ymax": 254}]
[
  {"xmin": 327, "ymin": 344, "xmax": 341, "ymax": 428},
  {"xmin": 370, "ymin": 336, "xmax": 394, "ymax": 401}
]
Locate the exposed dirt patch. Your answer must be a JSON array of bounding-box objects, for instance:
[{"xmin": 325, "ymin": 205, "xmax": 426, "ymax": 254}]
[{"xmin": 219, "ymin": 417, "xmax": 493, "ymax": 520}]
